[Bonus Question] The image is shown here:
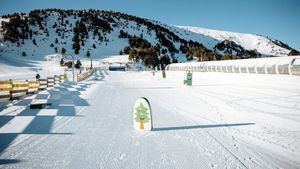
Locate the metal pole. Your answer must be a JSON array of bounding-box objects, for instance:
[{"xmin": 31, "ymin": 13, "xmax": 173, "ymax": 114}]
[
  {"xmin": 91, "ymin": 56, "xmax": 93, "ymax": 69},
  {"xmin": 72, "ymin": 55, "xmax": 75, "ymax": 82}
]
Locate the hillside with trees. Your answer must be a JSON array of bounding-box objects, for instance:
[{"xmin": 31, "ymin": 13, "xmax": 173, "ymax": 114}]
[{"xmin": 1, "ymin": 9, "xmax": 299, "ymax": 69}]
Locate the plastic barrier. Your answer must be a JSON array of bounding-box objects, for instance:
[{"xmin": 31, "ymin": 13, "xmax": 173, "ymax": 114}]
[
  {"xmin": 27, "ymin": 80, "xmax": 40, "ymax": 94},
  {"xmin": 0, "ymin": 81, "xmax": 13, "ymax": 102},
  {"xmin": 47, "ymin": 77, "xmax": 54, "ymax": 87},
  {"xmin": 77, "ymin": 68, "xmax": 97, "ymax": 82},
  {"xmin": 39, "ymin": 79, "xmax": 47, "ymax": 90},
  {"xmin": 166, "ymin": 56, "xmax": 300, "ymax": 76},
  {"xmin": 60, "ymin": 75, "xmax": 65, "ymax": 82},
  {"xmin": 54, "ymin": 75, "xmax": 60, "ymax": 85},
  {"xmin": 291, "ymin": 58, "xmax": 300, "ymax": 76},
  {"xmin": 0, "ymin": 74, "xmax": 66, "ymax": 103},
  {"xmin": 10, "ymin": 81, "xmax": 28, "ymax": 99}
]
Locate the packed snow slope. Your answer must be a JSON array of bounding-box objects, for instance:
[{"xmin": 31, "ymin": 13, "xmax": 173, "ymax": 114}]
[
  {"xmin": 0, "ymin": 54, "xmax": 65, "ymax": 81},
  {"xmin": 0, "ymin": 70, "xmax": 300, "ymax": 168},
  {"xmin": 177, "ymin": 26, "xmax": 293, "ymax": 56}
]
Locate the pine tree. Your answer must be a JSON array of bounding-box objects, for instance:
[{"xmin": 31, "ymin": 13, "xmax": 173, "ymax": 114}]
[
  {"xmin": 29, "ymin": 30, "xmax": 33, "ymax": 39},
  {"xmin": 123, "ymin": 46, "xmax": 131, "ymax": 54},
  {"xmin": 55, "ymin": 38, "xmax": 58, "ymax": 44},
  {"xmin": 60, "ymin": 58, "xmax": 64, "ymax": 66},
  {"xmin": 93, "ymin": 43, "xmax": 96, "ymax": 48},
  {"xmin": 61, "ymin": 47, "xmax": 66, "ymax": 55},
  {"xmin": 32, "ymin": 38, "xmax": 37, "ymax": 45},
  {"xmin": 75, "ymin": 59, "xmax": 82, "ymax": 69},
  {"xmin": 65, "ymin": 61, "xmax": 73, "ymax": 68},
  {"xmin": 288, "ymin": 49, "xmax": 300, "ymax": 56},
  {"xmin": 160, "ymin": 54, "xmax": 170, "ymax": 70},
  {"xmin": 22, "ymin": 51, "xmax": 26, "ymax": 56},
  {"xmin": 86, "ymin": 50, "xmax": 90, "ymax": 57},
  {"xmin": 45, "ymin": 29, "xmax": 49, "ymax": 36},
  {"xmin": 74, "ymin": 47, "xmax": 80, "ymax": 54}
]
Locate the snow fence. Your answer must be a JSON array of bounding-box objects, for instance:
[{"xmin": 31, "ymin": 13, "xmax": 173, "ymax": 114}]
[{"xmin": 166, "ymin": 56, "xmax": 300, "ymax": 76}]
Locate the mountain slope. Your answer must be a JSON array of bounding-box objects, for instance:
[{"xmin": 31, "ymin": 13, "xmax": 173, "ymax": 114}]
[
  {"xmin": 0, "ymin": 9, "xmax": 219, "ymax": 61},
  {"xmin": 0, "ymin": 9, "xmax": 299, "ymax": 68},
  {"xmin": 177, "ymin": 26, "xmax": 295, "ymax": 56}
]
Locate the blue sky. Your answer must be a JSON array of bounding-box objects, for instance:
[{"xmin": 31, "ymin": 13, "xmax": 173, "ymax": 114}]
[{"xmin": 1, "ymin": 0, "xmax": 299, "ymax": 50}]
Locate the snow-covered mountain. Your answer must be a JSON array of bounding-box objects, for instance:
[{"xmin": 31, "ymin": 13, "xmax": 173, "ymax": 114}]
[
  {"xmin": 177, "ymin": 26, "xmax": 294, "ymax": 56},
  {"xmin": 0, "ymin": 9, "xmax": 299, "ymax": 67}
]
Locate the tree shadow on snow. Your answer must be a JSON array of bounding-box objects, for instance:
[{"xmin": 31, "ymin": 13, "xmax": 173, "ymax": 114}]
[
  {"xmin": 153, "ymin": 123, "xmax": 255, "ymax": 131},
  {"xmin": 125, "ymin": 87, "xmax": 173, "ymax": 90},
  {"xmin": 0, "ymin": 79, "xmax": 96, "ymax": 157},
  {"xmin": 90, "ymin": 70, "xmax": 105, "ymax": 81},
  {"xmin": 0, "ymin": 55, "xmax": 38, "ymax": 68},
  {"xmin": 0, "ymin": 159, "xmax": 22, "ymax": 165}
]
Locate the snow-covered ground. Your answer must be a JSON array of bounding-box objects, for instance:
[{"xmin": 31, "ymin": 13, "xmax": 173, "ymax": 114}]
[
  {"xmin": 100, "ymin": 55, "xmax": 129, "ymax": 64},
  {"xmin": 0, "ymin": 53, "xmax": 107, "ymax": 81},
  {"xmin": 0, "ymin": 54, "xmax": 65, "ymax": 81},
  {"xmin": 0, "ymin": 70, "xmax": 300, "ymax": 168},
  {"xmin": 177, "ymin": 26, "xmax": 291, "ymax": 56}
]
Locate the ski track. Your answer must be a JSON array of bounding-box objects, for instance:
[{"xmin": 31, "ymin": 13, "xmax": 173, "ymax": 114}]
[{"xmin": 0, "ymin": 70, "xmax": 300, "ymax": 168}]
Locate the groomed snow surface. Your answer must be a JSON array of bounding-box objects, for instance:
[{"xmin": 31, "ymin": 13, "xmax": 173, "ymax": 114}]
[
  {"xmin": 0, "ymin": 70, "xmax": 300, "ymax": 168},
  {"xmin": 177, "ymin": 26, "xmax": 291, "ymax": 56}
]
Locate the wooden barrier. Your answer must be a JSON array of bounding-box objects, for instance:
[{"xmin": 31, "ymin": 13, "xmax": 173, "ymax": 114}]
[
  {"xmin": 10, "ymin": 81, "xmax": 29, "ymax": 99},
  {"xmin": 0, "ymin": 81, "xmax": 13, "ymax": 102},
  {"xmin": 54, "ymin": 75, "xmax": 60, "ymax": 85},
  {"xmin": 27, "ymin": 80, "xmax": 40, "ymax": 94},
  {"xmin": 39, "ymin": 79, "xmax": 47, "ymax": 90},
  {"xmin": 47, "ymin": 77, "xmax": 54, "ymax": 87},
  {"xmin": 77, "ymin": 68, "xmax": 97, "ymax": 82}
]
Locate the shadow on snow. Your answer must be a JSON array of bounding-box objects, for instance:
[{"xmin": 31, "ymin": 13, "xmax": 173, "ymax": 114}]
[
  {"xmin": 0, "ymin": 71, "xmax": 104, "ymax": 163},
  {"xmin": 153, "ymin": 123, "xmax": 255, "ymax": 131}
]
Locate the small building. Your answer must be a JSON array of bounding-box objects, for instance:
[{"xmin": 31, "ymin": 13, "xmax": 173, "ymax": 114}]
[{"xmin": 109, "ymin": 64, "xmax": 126, "ymax": 71}]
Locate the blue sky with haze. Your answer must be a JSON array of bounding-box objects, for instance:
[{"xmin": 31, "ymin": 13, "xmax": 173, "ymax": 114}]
[{"xmin": 1, "ymin": 0, "xmax": 299, "ymax": 50}]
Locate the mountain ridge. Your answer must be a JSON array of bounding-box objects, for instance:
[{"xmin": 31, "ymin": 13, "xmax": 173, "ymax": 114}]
[{"xmin": 0, "ymin": 9, "xmax": 299, "ymax": 68}]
